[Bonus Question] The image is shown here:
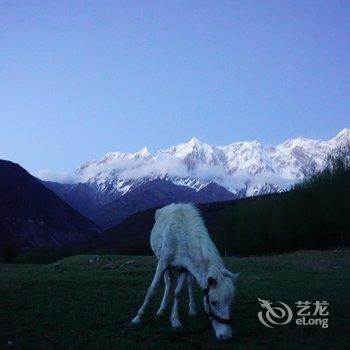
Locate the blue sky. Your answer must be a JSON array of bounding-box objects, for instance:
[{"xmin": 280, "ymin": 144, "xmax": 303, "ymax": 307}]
[{"xmin": 1, "ymin": 0, "xmax": 349, "ymax": 174}]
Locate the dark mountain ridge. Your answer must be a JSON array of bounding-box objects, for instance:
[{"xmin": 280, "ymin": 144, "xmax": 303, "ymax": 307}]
[
  {"xmin": 44, "ymin": 178, "xmax": 236, "ymax": 229},
  {"xmin": 95, "ymin": 178, "xmax": 236, "ymax": 228},
  {"xmin": 0, "ymin": 160, "xmax": 100, "ymax": 248}
]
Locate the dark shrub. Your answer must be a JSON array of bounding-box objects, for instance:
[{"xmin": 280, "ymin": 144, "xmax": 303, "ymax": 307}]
[{"xmin": 1, "ymin": 243, "xmax": 18, "ymax": 263}]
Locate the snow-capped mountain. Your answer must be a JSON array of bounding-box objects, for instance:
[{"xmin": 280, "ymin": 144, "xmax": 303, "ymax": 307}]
[
  {"xmin": 71, "ymin": 129, "xmax": 350, "ymax": 195},
  {"xmin": 42, "ymin": 129, "xmax": 349, "ymax": 228}
]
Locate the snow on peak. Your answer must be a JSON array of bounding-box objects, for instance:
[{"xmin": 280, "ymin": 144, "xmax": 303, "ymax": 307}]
[
  {"xmin": 187, "ymin": 137, "xmax": 201, "ymax": 145},
  {"xmin": 331, "ymin": 128, "xmax": 350, "ymax": 143},
  {"xmin": 100, "ymin": 151, "xmax": 129, "ymax": 162},
  {"xmin": 133, "ymin": 147, "xmax": 154, "ymax": 159},
  {"xmin": 162, "ymin": 137, "xmax": 206, "ymax": 156}
]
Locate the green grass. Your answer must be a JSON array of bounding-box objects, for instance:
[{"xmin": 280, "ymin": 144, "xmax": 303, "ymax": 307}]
[{"xmin": 1, "ymin": 250, "xmax": 349, "ymax": 349}]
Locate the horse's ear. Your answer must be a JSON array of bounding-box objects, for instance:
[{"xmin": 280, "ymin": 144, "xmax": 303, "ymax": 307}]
[
  {"xmin": 222, "ymin": 269, "xmax": 240, "ymax": 282},
  {"xmin": 208, "ymin": 276, "xmax": 217, "ymax": 286},
  {"xmin": 231, "ymin": 272, "xmax": 240, "ymax": 282},
  {"xmin": 155, "ymin": 209, "xmax": 160, "ymax": 221}
]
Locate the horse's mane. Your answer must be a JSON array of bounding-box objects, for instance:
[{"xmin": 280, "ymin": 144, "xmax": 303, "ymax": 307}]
[
  {"xmin": 178, "ymin": 204, "xmax": 235, "ymax": 296},
  {"xmin": 167, "ymin": 203, "xmax": 223, "ymax": 263}
]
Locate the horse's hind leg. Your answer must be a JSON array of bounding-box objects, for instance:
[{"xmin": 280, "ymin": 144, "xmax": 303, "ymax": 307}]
[
  {"xmin": 170, "ymin": 272, "xmax": 187, "ymax": 328},
  {"xmin": 156, "ymin": 269, "xmax": 174, "ymax": 317},
  {"xmin": 131, "ymin": 260, "xmax": 167, "ymax": 325},
  {"xmin": 187, "ymin": 273, "xmax": 197, "ymax": 316}
]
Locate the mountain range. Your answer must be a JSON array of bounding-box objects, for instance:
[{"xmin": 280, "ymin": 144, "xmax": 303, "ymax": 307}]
[
  {"xmin": 42, "ymin": 129, "xmax": 350, "ymax": 229},
  {"xmin": 0, "ymin": 160, "xmax": 100, "ymax": 248}
]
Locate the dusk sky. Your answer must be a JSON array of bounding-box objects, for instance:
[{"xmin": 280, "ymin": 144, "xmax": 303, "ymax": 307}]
[{"xmin": 1, "ymin": 0, "xmax": 349, "ymax": 175}]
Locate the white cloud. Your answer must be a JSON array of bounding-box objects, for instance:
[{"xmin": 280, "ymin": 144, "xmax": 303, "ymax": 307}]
[
  {"xmin": 118, "ymin": 157, "xmax": 188, "ymax": 180},
  {"xmin": 36, "ymin": 155, "xmax": 294, "ymax": 193},
  {"xmin": 36, "ymin": 156, "xmax": 189, "ymax": 183},
  {"xmin": 36, "ymin": 169, "xmax": 77, "ymax": 183}
]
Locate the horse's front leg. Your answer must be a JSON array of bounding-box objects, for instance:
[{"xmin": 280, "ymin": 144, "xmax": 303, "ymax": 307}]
[
  {"xmin": 187, "ymin": 273, "xmax": 197, "ymax": 316},
  {"xmin": 131, "ymin": 260, "xmax": 167, "ymax": 325},
  {"xmin": 170, "ymin": 272, "xmax": 187, "ymax": 328},
  {"xmin": 156, "ymin": 269, "xmax": 174, "ymax": 317}
]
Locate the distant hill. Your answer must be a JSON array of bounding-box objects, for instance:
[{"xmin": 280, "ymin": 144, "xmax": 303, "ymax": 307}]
[
  {"xmin": 0, "ymin": 160, "xmax": 100, "ymax": 248},
  {"xmin": 94, "ymin": 178, "xmax": 236, "ymax": 228},
  {"xmin": 98, "ymin": 198, "xmax": 254, "ymax": 255}
]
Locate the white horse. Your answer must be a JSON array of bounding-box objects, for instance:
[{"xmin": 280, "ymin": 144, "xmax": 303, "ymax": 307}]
[{"xmin": 131, "ymin": 203, "xmax": 239, "ymax": 340}]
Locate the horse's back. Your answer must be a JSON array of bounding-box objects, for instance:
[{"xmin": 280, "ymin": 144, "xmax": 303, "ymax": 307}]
[{"xmin": 150, "ymin": 203, "xmax": 200, "ymax": 259}]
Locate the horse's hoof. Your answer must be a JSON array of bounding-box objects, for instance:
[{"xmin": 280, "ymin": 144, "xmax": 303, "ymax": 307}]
[
  {"xmin": 171, "ymin": 319, "xmax": 182, "ymax": 328},
  {"xmin": 131, "ymin": 316, "xmax": 141, "ymax": 325},
  {"xmin": 189, "ymin": 309, "xmax": 197, "ymax": 317},
  {"xmin": 155, "ymin": 310, "xmax": 165, "ymax": 318}
]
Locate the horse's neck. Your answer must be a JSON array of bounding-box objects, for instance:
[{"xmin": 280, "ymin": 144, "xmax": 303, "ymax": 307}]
[{"xmin": 185, "ymin": 230, "xmax": 225, "ymax": 289}]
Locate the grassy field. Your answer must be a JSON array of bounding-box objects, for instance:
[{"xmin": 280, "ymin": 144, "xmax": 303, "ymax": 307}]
[{"xmin": 1, "ymin": 250, "xmax": 349, "ymax": 350}]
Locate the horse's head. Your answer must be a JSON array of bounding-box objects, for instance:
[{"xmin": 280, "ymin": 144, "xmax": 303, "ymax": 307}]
[{"xmin": 203, "ymin": 268, "xmax": 240, "ymax": 341}]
